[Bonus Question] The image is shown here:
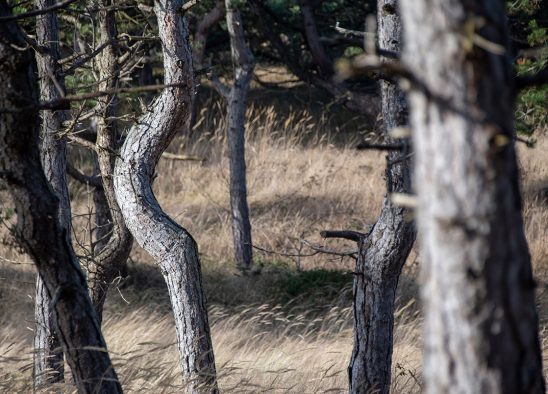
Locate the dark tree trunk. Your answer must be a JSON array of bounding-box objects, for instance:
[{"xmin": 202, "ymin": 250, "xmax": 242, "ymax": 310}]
[
  {"xmin": 298, "ymin": 0, "xmax": 333, "ymax": 76},
  {"xmin": 225, "ymin": 0, "xmax": 254, "ymax": 269},
  {"xmin": 193, "ymin": 0, "xmax": 224, "ymax": 68},
  {"xmin": 0, "ymin": 4, "xmax": 121, "ymax": 392},
  {"xmin": 114, "ymin": 0, "xmax": 217, "ymax": 390},
  {"xmin": 87, "ymin": 0, "xmax": 133, "ymax": 324},
  {"xmin": 33, "ymin": 0, "xmax": 69, "ymax": 386},
  {"xmin": 400, "ymin": 0, "xmax": 545, "ymax": 392},
  {"xmin": 348, "ymin": 2, "xmax": 415, "ymax": 393}
]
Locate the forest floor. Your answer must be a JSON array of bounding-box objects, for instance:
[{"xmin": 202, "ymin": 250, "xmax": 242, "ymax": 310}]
[{"xmin": 0, "ymin": 86, "xmax": 547, "ymax": 393}]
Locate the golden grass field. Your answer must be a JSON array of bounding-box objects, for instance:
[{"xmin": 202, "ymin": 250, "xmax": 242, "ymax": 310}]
[{"xmin": 0, "ymin": 89, "xmax": 547, "ymax": 393}]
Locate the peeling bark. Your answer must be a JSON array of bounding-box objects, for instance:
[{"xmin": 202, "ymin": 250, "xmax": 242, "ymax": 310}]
[
  {"xmin": 400, "ymin": 0, "xmax": 545, "ymax": 392},
  {"xmin": 348, "ymin": 2, "xmax": 415, "ymax": 393},
  {"xmin": 0, "ymin": 3, "xmax": 121, "ymax": 392},
  {"xmin": 33, "ymin": 0, "xmax": 69, "ymax": 386},
  {"xmin": 114, "ymin": 0, "xmax": 217, "ymax": 390},
  {"xmin": 225, "ymin": 0, "xmax": 254, "ymax": 269}
]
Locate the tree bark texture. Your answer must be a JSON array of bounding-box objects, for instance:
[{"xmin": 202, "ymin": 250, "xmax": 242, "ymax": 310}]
[
  {"xmin": 348, "ymin": 2, "xmax": 415, "ymax": 393},
  {"xmin": 33, "ymin": 0, "xmax": 69, "ymax": 386},
  {"xmin": 400, "ymin": 0, "xmax": 545, "ymax": 393},
  {"xmin": 225, "ymin": 0, "xmax": 254, "ymax": 269},
  {"xmin": 0, "ymin": 4, "xmax": 122, "ymax": 392},
  {"xmin": 87, "ymin": 0, "xmax": 133, "ymax": 324},
  {"xmin": 113, "ymin": 0, "xmax": 217, "ymax": 391}
]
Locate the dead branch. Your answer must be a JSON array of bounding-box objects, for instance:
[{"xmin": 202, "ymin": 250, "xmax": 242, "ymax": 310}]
[
  {"xmin": 161, "ymin": 152, "xmax": 204, "ymax": 162},
  {"xmin": 0, "ymin": 0, "xmax": 78, "ymax": 21},
  {"xmin": 320, "ymin": 230, "xmax": 365, "ymax": 242}
]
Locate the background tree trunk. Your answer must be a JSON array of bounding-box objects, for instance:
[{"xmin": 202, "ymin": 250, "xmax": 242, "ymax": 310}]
[
  {"xmin": 33, "ymin": 0, "xmax": 69, "ymax": 385},
  {"xmin": 87, "ymin": 0, "xmax": 133, "ymax": 324},
  {"xmin": 114, "ymin": 0, "xmax": 217, "ymax": 390},
  {"xmin": 298, "ymin": 0, "xmax": 333, "ymax": 76},
  {"xmin": 348, "ymin": 2, "xmax": 415, "ymax": 393},
  {"xmin": 0, "ymin": 4, "xmax": 121, "ymax": 392},
  {"xmin": 400, "ymin": 0, "xmax": 545, "ymax": 392},
  {"xmin": 225, "ymin": 0, "xmax": 254, "ymax": 270}
]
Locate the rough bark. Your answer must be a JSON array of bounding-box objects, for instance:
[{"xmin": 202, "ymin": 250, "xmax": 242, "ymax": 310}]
[
  {"xmin": 113, "ymin": 0, "xmax": 217, "ymax": 391},
  {"xmin": 298, "ymin": 0, "xmax": 333, "ymax": 75},
  {"xmin": 0, "ymin": 4, "xmax": 122, "ymax": 392},
  {"xmin": 348, "ymin": 2, "xmax": 415, "ymax": 393},
  {"xmin": 33, "ymin": 0, "xmax": 68, "ymax": 386},
  {"xmin": 400, "ymin": 0, "xmax": 545, "ymax": 393},
  {"xmin": 87, "ymin": 0, "xmax": 133, "ymax": 324},
  {"xmin": 225, "ymin": 0, "xmax": 254, "ymax": 269}
]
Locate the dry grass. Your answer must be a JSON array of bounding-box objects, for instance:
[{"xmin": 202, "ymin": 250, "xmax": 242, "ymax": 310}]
[{"xmin": 0, "ymin": 92, "xmax": 546, "ymax": 392}]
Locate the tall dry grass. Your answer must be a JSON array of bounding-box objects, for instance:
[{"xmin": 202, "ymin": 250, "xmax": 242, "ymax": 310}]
[{"xmin": 0, "ymin": 91, "xmax": 546, "ymax": 392}]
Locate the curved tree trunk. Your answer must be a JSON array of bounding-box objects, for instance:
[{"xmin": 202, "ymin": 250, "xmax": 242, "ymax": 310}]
[
  {"xmin": 225, "ymin": 0, "xmax": 254, "ymax": 269},
  {"xmin": 298, "ymin": 0, "xmax": 333, "ymax": 76},
  {"xmin": 33, "ymin": 0, "xmax": 69, "ymax": 386},
  {"xmin": 400, "ymin": 0, "xmax": 545, "ymax": 392},
  {"xmin": 114, "ymin": 0, "xmax": 217, "ymax": 391},
  {"xmin": 348, "ymin": 2, "xmax": 415, "ymax": 393},
  {"xmin": 193, "ymin": 0, "xmax": 225, "ymax": 68},
  {"xmin": 87, "ymin": 0, "xmax": 133, "ymax": 324},
  {"xmin": 0, "ymin": 4, "xmax": 121, "ymax": 392}
]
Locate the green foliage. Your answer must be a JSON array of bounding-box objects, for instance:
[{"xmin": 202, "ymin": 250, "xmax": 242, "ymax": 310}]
[
  {"xmin": 508, "ymin": 0, "xmax": 548, "ymax": 131},
  {"xmin": 275, "ymin": 268, "xmax": 352, "ymax": 301}
]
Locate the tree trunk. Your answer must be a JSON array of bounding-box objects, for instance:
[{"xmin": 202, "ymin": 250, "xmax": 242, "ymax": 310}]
[
  {"xmin": 87, "ymin": 0, "xmax": 133, "ymax": 324},
  {"xmin": 298, "ymin": 0, "xmax": 333, "ymax": 76},
  {"xmin": 193, "ymin": 0, "xmax": 225, "ymax": 68},
  {"xmin": 400, "ymin": 0, "xmax": 545, "ymax": 392},
  {"xmin": 0, "ymin": 4, "xmax": 122, "ymax": 392},
  {"xmin": 33, "ymin": 0, "xmax": 69, "ymax": 385},
  {"xmin": 113, "ymin": 0, "xmax": 217, "ymax": 391},
  {"xmin": 225, "ymin": 0, "xmax": 254, "ymax": 269},
  {"xmin": 348, "ymin": 2, "xmax": 415, "ymax": 393}
]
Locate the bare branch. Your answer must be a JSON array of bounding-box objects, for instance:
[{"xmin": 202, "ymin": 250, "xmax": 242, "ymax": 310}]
[
  {"xmin": 356, "ymin": 142, "xmax": 404, "ymax": 151},
  {"xmin": 161, "ymin": 152, "xmax": 204, "ymax": 162},
  {"xmin": 320, "ymin": 230, "xmax": 365, "ymax": 242},
  {"xmin": 0, "ymin": 0, "xmax": 77, "ymax": 21},
  {"xmin": 66, "ymin": 163, "xmax": 103, "ymax": 188}
]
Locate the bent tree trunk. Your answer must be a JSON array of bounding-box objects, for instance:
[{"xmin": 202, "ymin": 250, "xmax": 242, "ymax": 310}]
[
  {"xmin": 400, "ymin": 0, "xmax": 545, "ymax": 392},
  {"xmin": 87, "ymin": 0, "xmax": 133, "ymax": 324},
  {"xmin": 34, "ymin": 0, "xmax": 68, "ymax": 386},
  {"xmin": 348, "ymin": 2, "xmax": 415, "ymax": 393},
  {"xmin": 225, "ymin": 0, "xmax": 254, "ymax": 269},
  {"xmin": 0, "ymin": 4, "xmax": 121, "ymax": 393},
  {"xmin": 114, "ymin": 0, "xmax": 217, "ymax": 391}
]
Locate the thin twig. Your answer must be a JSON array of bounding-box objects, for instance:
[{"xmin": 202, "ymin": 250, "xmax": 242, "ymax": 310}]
[{"xmin": 0, "ymin": 0, "xmax": 78, "ymax": 22}]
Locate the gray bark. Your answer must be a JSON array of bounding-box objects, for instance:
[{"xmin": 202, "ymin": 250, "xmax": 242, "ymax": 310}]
[
  {"xmin": 34, "ymin": 0, "xmax": 69, "ymax": 385},
  {"xmin": 225, "ymin": 0, "xmax": 254, "ymax": 269},
  {"xmin": 113, "ymin": 0, "xmax": 217, "ymax": 391},
  {"xmin": 400, "ymin": 0, "xmax": 545, "ymax": 393},
  {"xmin": 0, "ymin": 4, "xmax": 122, "ymax": 392},
  {"xmin": 87, "ymin": 0, "xmax": 133, "ymax": 324},
  {"xmin": 348, "ymin": 2, "xmax": 415, "ymax": 393}
]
